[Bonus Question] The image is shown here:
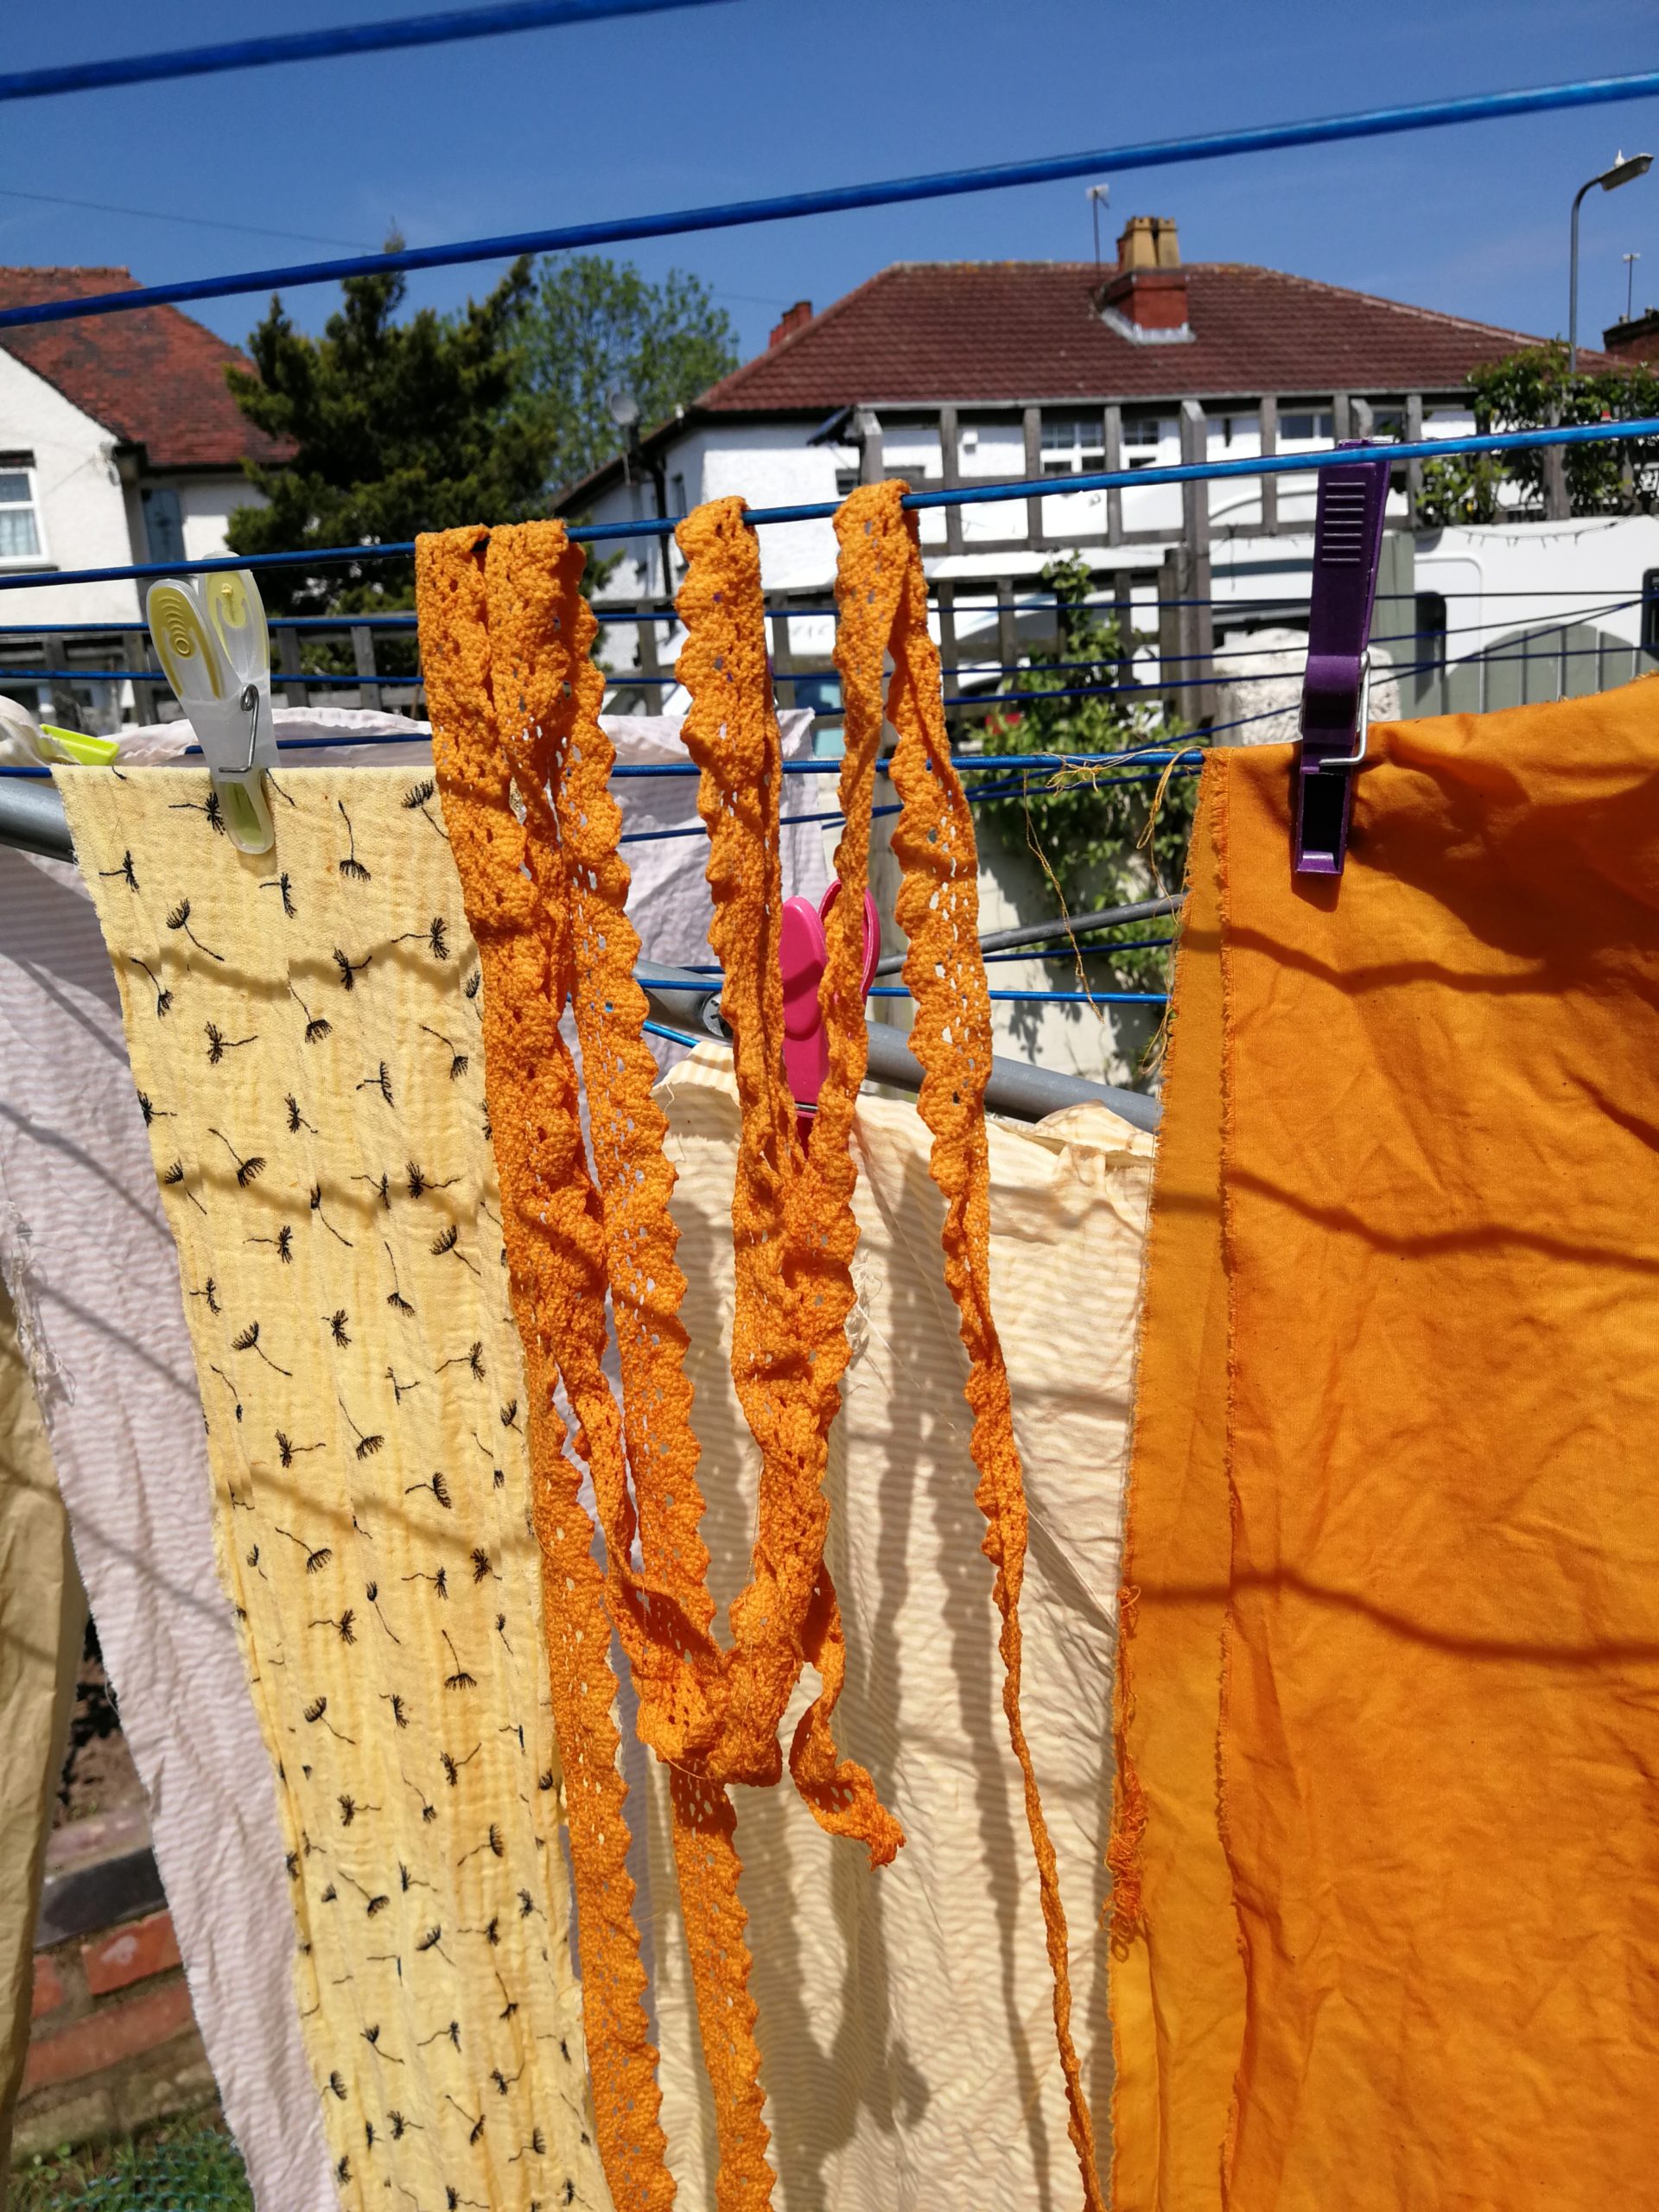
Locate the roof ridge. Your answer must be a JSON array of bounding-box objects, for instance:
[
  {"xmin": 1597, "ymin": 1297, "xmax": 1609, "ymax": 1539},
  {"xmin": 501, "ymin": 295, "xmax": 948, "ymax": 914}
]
[{"xmin": 699, "ymin": 266, "xmax": 899, "ymax": 405}]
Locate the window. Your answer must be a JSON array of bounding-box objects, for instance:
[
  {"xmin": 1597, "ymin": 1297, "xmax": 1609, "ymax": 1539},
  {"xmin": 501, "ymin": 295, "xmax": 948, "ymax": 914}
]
[
  {"xmin": 142, "ymin": 486, "xmax": 185, "ymax": 565},
  {"xmin": 1643, "ymin": 570, "xmax": 1659, "ymax": 659},
  {"xmin": 1121, "ymin": 416, "xmax": 1172, "ymax": 467},
  {"xmin": 1040, "ymin": 416, "xmax": 1106, "ymax": 476},
  {"xmin": 1279, "ymin": 410, "xmax": 1336, "ymax": 442},
  {"xmin": 0, "ymin": 455, "xmax": 41, "ymax": 562},
  {"xmin": 835, "ymin": 467, "xmax": 859, "ymax": 498},
  {"xmin": 1371, "ymin": 405, "xmax": 1406, "ymax": 439},
  {"xmin": 670, "ymin": 474, "xmax": 687, "ymax": 517}
]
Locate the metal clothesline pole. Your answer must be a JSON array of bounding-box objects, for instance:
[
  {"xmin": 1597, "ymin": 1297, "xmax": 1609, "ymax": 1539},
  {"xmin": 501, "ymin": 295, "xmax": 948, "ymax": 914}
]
[{"xmin": 0, "ymin": 777, "xmax": 1163, "ymax": 1130}]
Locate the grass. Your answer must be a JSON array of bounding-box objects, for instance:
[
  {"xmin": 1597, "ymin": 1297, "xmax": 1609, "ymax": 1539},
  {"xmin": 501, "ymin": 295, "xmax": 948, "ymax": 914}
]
[{"xmin": 10, "ymin": 2116, "xmax": 251, "ymax": 2209}]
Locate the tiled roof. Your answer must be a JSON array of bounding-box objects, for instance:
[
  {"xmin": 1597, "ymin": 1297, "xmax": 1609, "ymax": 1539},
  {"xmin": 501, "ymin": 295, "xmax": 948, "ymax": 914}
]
[
  {"xmin": 696, "ymin": 260, "xmax": 1596, "ymax": 411},
  {"xmin": 0, "ymin": 268, "xmax": 289, "ymax": 468}
]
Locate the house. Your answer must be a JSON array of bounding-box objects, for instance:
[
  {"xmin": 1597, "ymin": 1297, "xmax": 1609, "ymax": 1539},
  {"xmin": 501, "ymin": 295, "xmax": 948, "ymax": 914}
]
[
  {"xmin": 560, "ymin": 219, "xmax": 1637, "ymax": 718},
  {"xmin": 0, "ymin": 267, "xmax": 283, "ymax": 729}
]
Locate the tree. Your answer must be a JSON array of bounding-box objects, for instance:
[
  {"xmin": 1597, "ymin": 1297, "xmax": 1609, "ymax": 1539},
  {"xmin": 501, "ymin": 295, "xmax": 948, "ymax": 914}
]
[
  {"xmin": 513, "ymin": 255, "xmax": 738, "ymax": 491},
  {"xmin": 1417, "ymin": 341, "xmax": 1659, "ymax": 525},
  {"xmin": 225, "ymin": 252, "xmax": 554, "ymax": 619},
  {"xmin": 973, "ymin": 558, "xmax": 1194, "ymax": 998}
]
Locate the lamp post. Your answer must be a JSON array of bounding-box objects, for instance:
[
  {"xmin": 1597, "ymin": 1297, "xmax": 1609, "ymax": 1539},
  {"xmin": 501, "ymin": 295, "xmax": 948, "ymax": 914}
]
[{"xmin": 1570, "ymin": 151, "xmax": 1653, "ymax": 371}]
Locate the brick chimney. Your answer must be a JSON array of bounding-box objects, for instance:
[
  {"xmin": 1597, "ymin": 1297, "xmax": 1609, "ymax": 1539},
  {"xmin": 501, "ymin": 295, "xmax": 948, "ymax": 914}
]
[
  {"xmin": 1095, "ymin": 217, "xmax": 1192, "ymax": 344},
  {"xmin": 768, "ymin": 300, "xmax": 813, "ymax": 349}
]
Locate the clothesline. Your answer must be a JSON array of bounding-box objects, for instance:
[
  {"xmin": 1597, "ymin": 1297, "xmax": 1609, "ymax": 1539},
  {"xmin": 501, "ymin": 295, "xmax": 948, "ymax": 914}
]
[
  {"xmin": 4, "ymin": 419, "xmax": 1657, "ymax": 595},
  {"xmin": 2, "ymin": 67, "xmax": 1655, "ymax": 327},
  {"xmin": 0, "ymin": 0, "xmax": 723, "ymax": 105},
  {"xmin": 0, "ymin": 587, "xmax": 1647, "ymax": 635}
]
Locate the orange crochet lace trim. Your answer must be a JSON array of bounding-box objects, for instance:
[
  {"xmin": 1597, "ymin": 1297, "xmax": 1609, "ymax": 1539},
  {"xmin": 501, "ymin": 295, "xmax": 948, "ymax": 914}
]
[
  {"xmin": 831, "ymin": 482, "xmax": 1107, "ymax": 2212},
  {"xmin": 671, "ymin": 496, "xmax": 903, "ymax": 1865},
  {"xmin": 416, "ymin": 524, "xmax": 674, "ymax": 2212},
  {"xmin": 477, "ymin": 525, "xmax": 773, "ymax": 2210}
]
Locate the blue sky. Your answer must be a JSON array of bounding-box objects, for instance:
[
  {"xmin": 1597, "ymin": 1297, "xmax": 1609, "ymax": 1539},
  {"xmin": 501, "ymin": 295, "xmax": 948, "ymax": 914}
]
[{"xmin": 3, "ymin": 0, "xmax": 1658, "ymax": 365}]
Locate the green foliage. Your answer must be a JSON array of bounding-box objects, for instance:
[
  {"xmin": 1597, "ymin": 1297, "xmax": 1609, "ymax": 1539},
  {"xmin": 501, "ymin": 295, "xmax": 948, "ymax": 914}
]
[
  {"xmin": 1415, "ymin": 341, "xmax": 1659, "ymax": 524},
  {"xmin": 225, "ymin": 251, "xmax": 554, "ymax": 627},
  {"xmin": 13, "ymin": 2118, "xmax": 251, "ymax": 2209},
  {"xmin": 513, "ymin": 255, "xmax": 739, "ymax": 491},
  {"xmin": 973, "ymin": 558, "xmax": 1194, "ymax": 995}
]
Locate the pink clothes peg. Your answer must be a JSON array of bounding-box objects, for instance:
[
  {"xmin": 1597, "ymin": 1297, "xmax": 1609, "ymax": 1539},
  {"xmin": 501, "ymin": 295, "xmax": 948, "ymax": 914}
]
[{"xmin": 779, "ymin": 881, "xmax": 880, "ymax": 1150}]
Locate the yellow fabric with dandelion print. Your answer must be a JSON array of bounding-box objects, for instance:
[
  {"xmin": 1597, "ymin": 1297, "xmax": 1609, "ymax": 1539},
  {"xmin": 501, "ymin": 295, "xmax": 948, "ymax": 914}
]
[{"xmin": 59, "ymin": 762, "xmax": 613, "ymax": 2212}]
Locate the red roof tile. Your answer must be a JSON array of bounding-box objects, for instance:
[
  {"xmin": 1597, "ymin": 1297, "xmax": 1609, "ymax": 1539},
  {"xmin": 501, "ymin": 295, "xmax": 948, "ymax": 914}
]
[
  {"xmin": 0, "ymin": 268, "xmax": 289, "ymax": 469},
  {"xmin": 698, "ymin": 260, "xmax": 1596, "ymax": 412}
]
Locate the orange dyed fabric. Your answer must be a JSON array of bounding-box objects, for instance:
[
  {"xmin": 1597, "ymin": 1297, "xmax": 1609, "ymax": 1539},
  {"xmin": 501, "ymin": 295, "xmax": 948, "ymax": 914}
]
[{"xmin": 1112, "ymin": 683, "xmax": 1659, "ymax": 2211}]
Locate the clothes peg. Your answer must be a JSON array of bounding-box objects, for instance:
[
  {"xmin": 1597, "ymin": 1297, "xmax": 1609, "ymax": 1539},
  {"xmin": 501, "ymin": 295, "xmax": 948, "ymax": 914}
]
[
  {"xmin": 1294, "ymin": 438, "xmax": 1392, "ymax": 877},
  {"xmin": 146, "ymin": 570, "xmax": 278, "ymax": 854},
  {"xmin": 779, "ymin": 881, "xmax": 880, "ymax": 1148},
  {"xmin": 0, "ymin": 695, "xmax": 119, "ymax": 767}
]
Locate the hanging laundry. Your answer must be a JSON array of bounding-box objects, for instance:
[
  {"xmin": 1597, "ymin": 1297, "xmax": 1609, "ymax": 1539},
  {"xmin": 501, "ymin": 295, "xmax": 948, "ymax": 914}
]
[
  {"xmin": 1111, "ymin": 684, "xmax": 1659, "ymax": 2211},
  {"xmin": 0, "ymin": 835, "xmax": 335, "ymax": 2212},
  {"xmin": 645, "ymin": 1046, "xmax": 1150, "ymax": 2210},
  {"xmin": 0, "ymin": 1276, "xmax": 86, "ymax": 2171},
  {"xmin": 61, "ymin": 764, "xmax": 607, "ymax": 2212}
]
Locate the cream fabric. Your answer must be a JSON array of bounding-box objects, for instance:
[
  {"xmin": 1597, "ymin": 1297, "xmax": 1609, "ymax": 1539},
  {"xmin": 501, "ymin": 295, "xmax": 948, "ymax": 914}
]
[
  {"xmin": 645, "ymin": 1049, "xmax": 1154, "ymax": 2212},
  {"xmin": 0, "ymin": 1275, "xmax": 86, "ymax": 2185},
  {"xmin": 62, "ymin": 764, "xmax": 609, "ymax": 2212},
  {"xmin": 0, "ymin": 836, "xmax": 335, "ymax": 2211}
]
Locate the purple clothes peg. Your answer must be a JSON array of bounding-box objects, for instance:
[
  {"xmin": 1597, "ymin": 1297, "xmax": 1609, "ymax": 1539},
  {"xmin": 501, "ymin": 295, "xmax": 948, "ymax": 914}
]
[
  {"xmin": 1294, "ymin": 438, "xmax": 1392, "ymax": 877},
  {"xmin": 779, "ymin": 881, "xmax": 880, "ymax": 1149}
]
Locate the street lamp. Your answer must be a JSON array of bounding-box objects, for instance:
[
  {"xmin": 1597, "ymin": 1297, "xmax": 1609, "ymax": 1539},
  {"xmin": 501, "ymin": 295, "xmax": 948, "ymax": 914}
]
[{"xmin": 1571, "ymin": 150, "xmax": 1653, "ymax": 370}]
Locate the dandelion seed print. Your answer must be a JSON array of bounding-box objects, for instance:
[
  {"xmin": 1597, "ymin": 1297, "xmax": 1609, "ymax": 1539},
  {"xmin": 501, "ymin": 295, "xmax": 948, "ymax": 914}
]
[
  {"xmin": 338, "ymin": 1398, "xmax": 384, "ymax": 1459},
  {"xmin": 404, "ymin": 1160, "xmax": 457, "ymax": 1199},
  {"xmin": 385, "ymin": 1366, "xmax": 422, "ymax": 1405},
  {"xmin": 402, "ymin": 778, "xmax": 448, "ymax": 837},
  {"xmin": 130, "ymin": 957, "xmax": 173, "ymax": 1017},
  {"xmin": 231, "ymin": 1319, "xmax": 291, "ymax": 1375},
  {"xmin": 165, "ymin": 897, "xmax": 224, "ymax": 960},
  {"xmin": 324, "ymin": 1308, "xmax": 351, "ymax": 1349},
  {"xmin": 285, "ymin": 1093, "xmax": 316, "ymax": 1135},
  {"xmin": 259, "ymin": 870, "xmax": 296, "ymax": 917},
  {"xmin": 310, "ymin": 1185, "xmax": 353, "ymax": 1246},
  {"xmin": 275, "ymin": 1429, "xmax": 322, "ymax": 1469},
  {"xmin": 208, "ymin": 1128, "xmax": 264, "ymax": 1185},
  {"xmin": 403, "ymin": 1471, "xmax": 452, "ymax": 1509},
  {"xmin": 332, "ymin": 945, "xmax": 372, "ymax": 991},
  {"xmin": 276, "ymin": 1527, "xmax": 332, "ymax": 1574},
  {"xmin": 336, "ymin": 800, "xmax": 372, "ymax": 882},
  {"xmin": 168, "ymin": 787, "xmax": 225, "ymax": 835},
  {"xmin": 289, "ymin": 984, "xmax": 331, "ymax": 1043},
  {"xmin": 419, "ymin": 1024, "xmax": 469, "ymax": 1080},
  {"xmin": 439, "ymin": 1341, "xmax": 486, "ymax": 1382},
  {"xmin": 442, "ymin": 1631, "xmax": 476, "ymax": 1690},
  {"xmin": 356, "ymin": 1062, "xmax": 394, "ymax": 1107},
  {"xmin": 429, "ymin": 1223, "xmax": 480, "ymax": 1274},
  {"xmin": 382, "ymin": 1243, "xmax": 417, "ymax": 1314},
  {"xmin": 311, "ymin": 1609, "xmax": 356, "ymax": 1645},
  {"xmin": 188, "ymin": 1277, "xmax": 222, "ymax": 1315},
  {"xmin": 394, "ymin": 915, "xmax": 449, "ymax": 961},
  {"xmin": 249, "ymin": 1224, "xmax": 295, "ymax": 1263},
  {"xmin": 99, "ymin": 849, "xmax": 139, "ymax": 891}
]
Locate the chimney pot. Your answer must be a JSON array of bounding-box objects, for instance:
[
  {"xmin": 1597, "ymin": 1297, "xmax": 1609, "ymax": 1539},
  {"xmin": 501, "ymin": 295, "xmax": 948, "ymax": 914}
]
[
  {"xmin": 768, "ymin": 300, "xmax": 813, "ymax": 349},
  {"xmin": 1096, "ymin": 219, "xmax": 1190, "ymax": 342}
]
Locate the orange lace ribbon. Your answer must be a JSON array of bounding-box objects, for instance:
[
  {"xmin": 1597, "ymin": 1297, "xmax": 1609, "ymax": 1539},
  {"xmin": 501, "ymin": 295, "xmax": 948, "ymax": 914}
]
[
  {"xmin": 419, "ymin": 522, "xmax": 771, "ymax": 2212},
  {"xmin": 671, "ymin": 496, "xmax": 904, "ymax": 1863},
  {"xmin": 830, "ymin": 482, "xmax": 1108, "ymax": 2212}
]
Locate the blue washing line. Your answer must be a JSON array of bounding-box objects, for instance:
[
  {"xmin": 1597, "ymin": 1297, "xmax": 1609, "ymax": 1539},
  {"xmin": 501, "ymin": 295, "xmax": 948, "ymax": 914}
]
[
  {"xmin": 9, "ymin": 625, "xmax": 1635, "ymax": 697},
  {"xmin": 3, "ymin": 68, "xmax": 1656, "ymax": 327},
  {"xmin": 868, "ymin": 986, "xmax": 1168, "ymax": 1005},
  {"xmin": 0, "ymin": 0, "xmax": 726, "ymax": 105},
  {"xmin": 5, "ymin": 420, "xmax": 1656, "ymax": 594}
]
